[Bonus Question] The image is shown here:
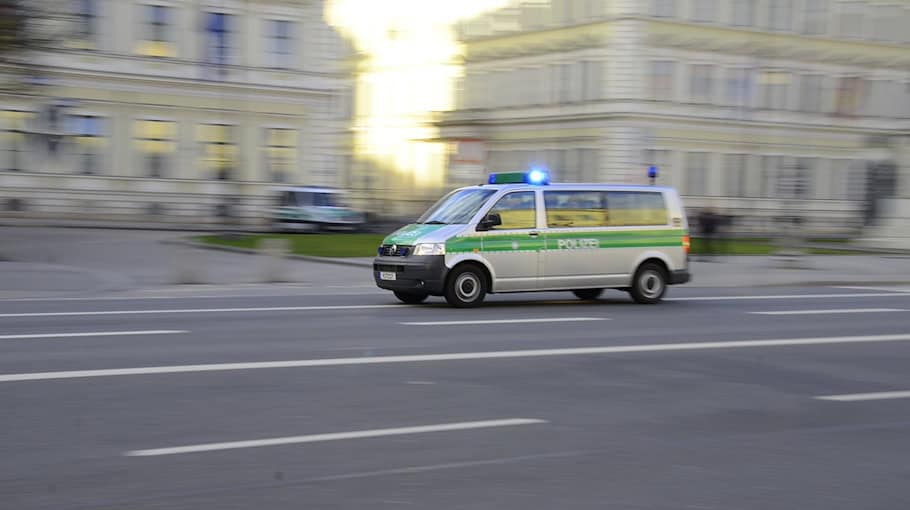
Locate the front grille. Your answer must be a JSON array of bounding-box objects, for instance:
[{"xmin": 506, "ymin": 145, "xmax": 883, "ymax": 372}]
[
  {"xmin": 378, "ymin": 245, "xmax": 411, "ymax": 257},
  {"xmin": 374, "ymin": 264, "xmax": 405, "ymax": 272}
]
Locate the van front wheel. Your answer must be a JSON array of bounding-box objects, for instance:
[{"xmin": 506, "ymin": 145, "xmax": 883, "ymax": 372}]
[
  {"xmin": 445, "ymin": 265, "xmax": 487, "ymax": 308},
  {"xmin": 630, "ymin": 262, "xmax": 667, "ymax": 304}
]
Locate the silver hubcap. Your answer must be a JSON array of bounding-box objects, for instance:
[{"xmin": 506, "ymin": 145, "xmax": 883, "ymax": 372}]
[
  {"xmin": 639, "ymin": 270, "xmax": 664, "ymax": 299},
  {"xmin": 455, "ymin": 273, "xmax": 481, "ymax": 302}
]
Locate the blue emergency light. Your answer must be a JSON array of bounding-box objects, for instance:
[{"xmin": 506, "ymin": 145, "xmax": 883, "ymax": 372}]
[
  {"xmin": 648, "ymin": 165, "xmax": 658, "ymax": 185},
  {"xmin": 488, "ymin": 170, "xmax": 551, "ymax": 185}
]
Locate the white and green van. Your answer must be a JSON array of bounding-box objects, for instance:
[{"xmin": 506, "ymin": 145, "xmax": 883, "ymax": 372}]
[
  {"xmin": 272, "ymin": 187, "xmax": 365, "ymax": 232},
  {"xmin": 374, "ymin": 171, "xmax": 691, "ymax": 307}
]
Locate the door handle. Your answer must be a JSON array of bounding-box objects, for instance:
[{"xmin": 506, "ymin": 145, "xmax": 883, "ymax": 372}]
[{"xmin": 528, "ymin": 231, "xmax": 539, "ymax": 237}]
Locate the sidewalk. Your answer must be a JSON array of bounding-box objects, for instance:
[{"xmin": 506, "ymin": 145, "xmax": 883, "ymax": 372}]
[
  {"xmin": 0, "ymin": 226, "xmax": 372, "ymax": 298},
  {"xmin": 684, "ymin": 255, "xmax": 910, "ymax": 287},
  {"xmin": 1, "ymin": 226, "xmax": 909, "ymax": 299}
]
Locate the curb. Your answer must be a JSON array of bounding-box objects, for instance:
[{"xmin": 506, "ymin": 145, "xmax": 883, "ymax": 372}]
[{"xmin": 163, "ymin": 238, "xmax": 374, "ymax": 269}]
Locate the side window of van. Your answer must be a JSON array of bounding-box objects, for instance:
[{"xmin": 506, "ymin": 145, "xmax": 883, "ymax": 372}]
[
  {"xmin": 296, "ymin": 192, "xmax": 313, "ymax": 206},
  {"xmin": 278, "ymin": 191, "xmax": 296, "ymax": 207},
  {"xmin": 606, "ymin": 191, "xmax": 668, "ymax": 226},
  {"xmin": 544, "ymin": 191, "xmax": 608, "ymax": 228},
  {"xmin": 487, "ymin": 191, "xmax": 536, "ymax": 230}
]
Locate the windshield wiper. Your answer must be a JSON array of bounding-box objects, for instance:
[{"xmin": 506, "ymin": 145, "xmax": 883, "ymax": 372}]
[{"xmin": 422, "ymin": 220, "xmax": 447, "ymax": 225}]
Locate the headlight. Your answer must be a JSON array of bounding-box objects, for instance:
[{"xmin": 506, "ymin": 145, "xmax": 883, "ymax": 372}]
[{"xmin": 413, "ymin": 243, "xmax": 446, "ymax": 256}]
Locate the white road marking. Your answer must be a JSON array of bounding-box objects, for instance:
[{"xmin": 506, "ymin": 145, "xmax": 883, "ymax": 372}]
[
  {"xmin": 3, "ymin": 292, "xmax": 908, "ymax": 317},
  {"xmin": 833, "ymin": 286, "xmax": 910, "ymax": 293},
  {"xmin": 0, "ymin": 330, "xmax": 186, "ymax": 340},
  {"xmin": 4, "ymin": 333, "xmax": 910, "ymax": 384},
  {"xmin": 816, "ymin": 391, "xmax": 910, "ymax": 402},
  {"xmin": 750, "ymin": 308, "xmax": 906, "ymax": 316},
  {"xmin": 0, "ymin": 291, "xmax": 387, "ymax": 302},
  {"xmin": 401, "ymin": 317, "xmax": 609, "ymax": 326},
  {"xmin": 297, "ymin": 449, "xmax": 594, "ymax": 483},
  {"xmin": 0, "ymin": 304, "xmax": 404, "ymax": 318},
  {"xmin": 125, "ymin": 418, "xmax": 547, "ymax": 457},
  {"xmin": 668, "ymin": 292, "xmax": 910, "ymax": 302}
]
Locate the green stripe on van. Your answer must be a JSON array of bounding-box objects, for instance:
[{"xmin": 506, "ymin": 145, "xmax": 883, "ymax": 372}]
[{"xmin": 445, "ymin": 229, "xmax": 685, "ymax": 254}]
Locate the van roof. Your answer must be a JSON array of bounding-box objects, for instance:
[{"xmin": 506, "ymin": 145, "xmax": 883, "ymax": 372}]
[
  {"xmin": 275, "ymin": 186, "xmax": 342, "ymax": 194},
  {"xmin": 472, "ymin": 183, "xmax": 677, "ymax": 192}
]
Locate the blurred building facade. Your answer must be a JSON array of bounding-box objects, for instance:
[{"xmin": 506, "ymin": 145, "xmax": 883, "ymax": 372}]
[
  {"xmin": 441, "ymin": 0, "xmax": 910, "ymax": 235},
  {"xmin": 0, "ymin": 0, "xmax": 352, "ymax": 225}
]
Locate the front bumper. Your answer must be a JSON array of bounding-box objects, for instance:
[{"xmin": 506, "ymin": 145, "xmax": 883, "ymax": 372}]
[
  {"xmin": 373, "ymin": 255, "xmax": 448, "ymax": 295},
  {"xmin": 669, "ymin": 269, "xmax": 691, "ymax": 285}
]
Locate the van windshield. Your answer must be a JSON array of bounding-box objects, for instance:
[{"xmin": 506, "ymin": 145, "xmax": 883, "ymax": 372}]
[{"xmin": 417, "ymin": 188, "xmax": 496, "ymax": 225}]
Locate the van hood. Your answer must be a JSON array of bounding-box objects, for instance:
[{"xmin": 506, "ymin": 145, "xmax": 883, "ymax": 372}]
[{"xmin": 382, "ymin": 224, "xmax": 465, "ymax": 245}]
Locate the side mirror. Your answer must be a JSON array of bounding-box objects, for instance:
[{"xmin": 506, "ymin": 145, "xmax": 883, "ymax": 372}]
[{"xmin": 477, "ymin": 213, "xmax": 502, "ymax": 231}]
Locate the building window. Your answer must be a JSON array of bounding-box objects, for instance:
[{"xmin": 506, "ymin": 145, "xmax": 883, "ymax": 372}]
[
  {"xmin": 759, "ymin": 71, "xmax": 792, "ymax": 110},
  {"xmin": 835, "ymin": 77, "xmax": 864, "ymax": 116},
  {"xmin": 726, "ymin": 67, "xmax": 754, "ymax": 108},
  {"xmin": 69, "ymin": 115, "xmax": 105, "ymax": 175},
  {"xmin": 1, "ymin": 110, "xmax": 34, "ymax": 172},
  {"xmin": 691, "ymin": 0, "xmax": 716, "ymax": 22},
  {"xmin": 837, "ymin": 1, "xmax": 864, "ymax": 39},
  {"xmin": 73, "ymin": 0, "xmax": 97, "ymax": 48},
  {"xmin": 799, "ymin": 74, "xmax": 824, "ymax": 113},
  {"xmin": 652, "ymin": 0, "xmax": 675, "ymax": 18},
  {"xmin": 205, "ymin": 12, "xmax": 233, "ymax": 68},
  {"xmin": 759, "ymin": 156, "xmax": 779, "ymax": 198},
  {"xmin": 731, "ymin": 0, "xmax": 755, "ymax": 27},
  {"xmin": 863, "ymin": 80, "xmax": 900, "ymax": 118},
  {"xmin": 724, "ymin": 154, "xmax": 748, "ymax": 198},
  {"xmin": 773, "ymin": 157, "xmax": 804, "ymax": 199},
  {"xmin": 134, "ymin": 120, "xmax": 176, "ymax": 178},
  {"xmin": 263, "ymin": 128, "xmax": 297, "ymax": 183},
  {"xmin": 197, "ymin": 123, "xmax": 237, "ymax": 180},
  {"xmin": 684, "ymin": 152, "xmax": 709, "ymax": 197},
  {"xmin": 520, "ymin": 1, "xmax": 547, "ymax": 29},
  {"xmin": 871, "ymin": 5, "xmax": 904, "ymax": 43},
  {"xmin": 649, "ymin": 61, "xmax": 675, "ymax": 100},
  {"xmin": 690, "ymin": 64, "xmax": 715, "ymax": 104},
  {"xmin": 802, "ymin": 0, "xmax": 829, "ymax": 35},
  {"xmin": 768, "ymin": 0, "xmax": 792, "ymax": 31},
  {"xmin": 582, "ymin": 61, "xmax": 602, "ymax": 102},
  {"xmin": 137, "ymin": 4, "xmax": 175, "ymax": 57},
  {"xmin": 265, "ymin": 19, "xmax": 293, "ymax": 69}
]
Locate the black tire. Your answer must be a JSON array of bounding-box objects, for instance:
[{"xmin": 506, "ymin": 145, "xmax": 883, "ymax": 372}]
[
  {"xmin": 572, "ymin": 289, "xmax": 604, "ymax": 301},
  {"xmin": 394, "ymin": 291, "xmax": 429, "ymax": 304},
  {"xmin": 629, "ymin": 262, "xmax": 667, "ymax": 304},
  {"xmin": 444, "ymin": 264, "xmax": 487, "ymax": 308}
]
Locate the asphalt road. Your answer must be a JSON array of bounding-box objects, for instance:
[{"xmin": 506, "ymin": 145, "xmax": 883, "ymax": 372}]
[{"xmin": 2, "ymin": 285, "xmax": 910, "ymax": 510}]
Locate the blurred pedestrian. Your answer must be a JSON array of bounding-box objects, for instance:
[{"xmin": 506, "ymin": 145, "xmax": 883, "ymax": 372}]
[{"xmin": 698, "ymin": 209, "xmax": 719, "ymax": 260}]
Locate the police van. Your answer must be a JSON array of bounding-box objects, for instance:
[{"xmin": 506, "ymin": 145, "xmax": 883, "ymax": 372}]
[{"xmin": 373, "ymin": 170, "xmax": 690, "ymax": 307}]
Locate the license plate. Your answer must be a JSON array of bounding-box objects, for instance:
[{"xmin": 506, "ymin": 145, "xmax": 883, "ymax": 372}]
[{"xmin": 380, "ymin": 271, "xmax": 397, "ymax": 281}]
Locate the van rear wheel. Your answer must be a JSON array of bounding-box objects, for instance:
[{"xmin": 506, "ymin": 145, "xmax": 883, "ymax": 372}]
[
  {"xmin": 630, "ymin": 262, "xmax": 667, "ymax": 304},
  {"xmin": 444, "ymin": 265, "xmax": 487, "ymax": 308},
  {"xmin": 572, "ymin": 289, "xmax": 603, "ymax": 301}
]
